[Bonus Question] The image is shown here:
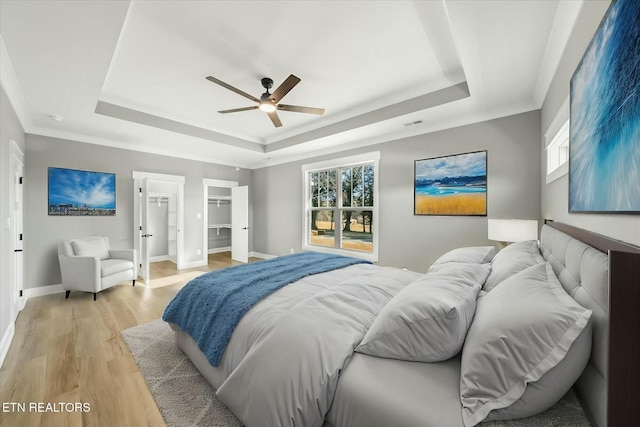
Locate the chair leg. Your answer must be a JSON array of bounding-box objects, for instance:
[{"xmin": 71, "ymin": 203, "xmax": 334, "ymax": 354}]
[
  {"xmin": 93, "ymin": 293, "xmax": 97, "ymax": 301},
  {"xmin": 65, "ymin": 290, "xmax": 70, "ymax": 299},
  {"xmin": 132, "ymin": 279, "xmax": 136, "ymax": 287}
]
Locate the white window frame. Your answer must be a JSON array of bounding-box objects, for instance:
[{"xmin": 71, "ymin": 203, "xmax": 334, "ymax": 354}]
[
  {"xmin": 302, "ymin": 151, "xmax": 380, "ymax": 262},
  {"xmin": 545, "ymin": 96, "xmax": 570, "ymax": 184}
]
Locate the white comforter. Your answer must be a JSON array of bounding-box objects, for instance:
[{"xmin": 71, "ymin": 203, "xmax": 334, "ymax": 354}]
[{"xmin": 208, "ymin": 263, "xmax": 423, "ymax": 427}]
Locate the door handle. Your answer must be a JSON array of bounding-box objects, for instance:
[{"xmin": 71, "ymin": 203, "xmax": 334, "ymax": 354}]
[
  {"xmin": 141, "ymin": 234, "xmax": 154, "ymax": 238},
  {"xmin": 14, "ymin": 249, "xmax": 23, "ymax": 252},
  {"xmin": 242, "ymin": 227, "xmax": 248, "ymax": 230}
]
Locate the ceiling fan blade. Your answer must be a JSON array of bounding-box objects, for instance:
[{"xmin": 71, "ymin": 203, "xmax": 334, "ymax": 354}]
[
  {"xmin": 270, "ymin": 74, "xmax": 301, "ymax": 103},
  {"xmin": 206, "ymin": 76, "xmax": 259, "ymax": 103},
  {"xmin": 278, "ymin": 104, "xmax": 325, "ymax": 115},
  {"xmin": 267, "ymin": 111, "xmax": 283, "ymax": 127},
  {"xmin": 218, "ymin": 106, "xmax": 259, "ymax": 114}
]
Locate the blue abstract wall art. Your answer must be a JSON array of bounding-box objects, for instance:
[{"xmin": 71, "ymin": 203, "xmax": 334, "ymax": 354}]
[
  {"xmin": 569, "ymin": 0, "xmax": 640, "ymax": 213},
  {"xmin": 48, "ymin": 167, "xmax": 116, "ymax": 216}
]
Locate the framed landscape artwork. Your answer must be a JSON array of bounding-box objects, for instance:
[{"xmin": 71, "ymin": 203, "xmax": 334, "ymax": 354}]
[
  {"xmin": 569, "ymin": 0, "xmax": 639, "ymax": 214},
  {"xmin": 48, "ymin": 167, "xmax": 116, "ymax": 216},
  {"xmin": 414, "ymin": 151, "xmax": 487, "ymax": 216}
]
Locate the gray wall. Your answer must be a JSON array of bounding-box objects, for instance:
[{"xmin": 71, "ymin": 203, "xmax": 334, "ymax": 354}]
[
  {"xmin": 1, "ymin": 85, "xmax": 26, "ymax": 351},
  {"xmin": 540, "ymin": 0, "xmax": 640, "ymax": 247},
  {"xmin": 254, "ymin": 110, "xmax": 541, "ymax": 272},
  {"xmin": 24, "ymin": 134, "xmax": 253, "ymax": 289}
]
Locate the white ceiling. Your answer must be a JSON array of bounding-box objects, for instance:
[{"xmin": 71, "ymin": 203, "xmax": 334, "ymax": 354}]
[{"xmin": 0, "ymin": 0, "xmax": 583, "ymax": 169}]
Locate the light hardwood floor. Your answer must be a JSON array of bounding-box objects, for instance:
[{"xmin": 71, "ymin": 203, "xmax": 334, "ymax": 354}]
[{"xmin": 0, "ymin": 252, "xmax": 259, "ymax": 427}]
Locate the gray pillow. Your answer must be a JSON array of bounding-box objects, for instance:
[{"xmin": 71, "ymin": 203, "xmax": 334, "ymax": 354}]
[
  {"xmin": 357, "ymin": 263, "xmax": 489, "ymax": 362},
  {"xmin": 460, "ymin": 263, "xmax": 592, "ymax": 427},
  {"xmin": 483, "ymin": 240, "xmax": 544, "ymax": 291},
  {"xmin": 430, "ymin": 246, "xmax": 497, "ymax": 269},
  {"xmin": 71, "ymin": 237, "xmax": 109, "ymax": 260},
  {"xmin": 427, "ymin": 262, "xmax": 491, "ymax": 284}
]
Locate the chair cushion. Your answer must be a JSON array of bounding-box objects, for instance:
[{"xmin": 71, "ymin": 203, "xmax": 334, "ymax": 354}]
[
  {"xmin": 71, "ymin": 237, "xmax": 110, "ymax": 260},
  {"xmin": 101, "ymin": 259, "xmax": 134, "ymax": 277}
]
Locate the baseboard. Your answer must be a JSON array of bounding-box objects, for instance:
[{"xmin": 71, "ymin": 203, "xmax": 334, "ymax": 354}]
[
  {"xmin": 150, "ymin": 255, "xmax": 170, "ymax": 262},
  {"xmin": 24, "ymin": 284, "xmax": 64, "ymax": 299},
  {"xmin": 208, "ymin": 246, "xmax": 231, "ymax": 254},
  {"xmin": 0, "ymin": 321, "xmax": 15, "ymax": 369},
  {"xmin": 179, "ymin": 259, "xmax": 207, "ymax": 270},
  {"xmin": 250, "ymin": 251, "xmax": 277, "ymax": 260}
]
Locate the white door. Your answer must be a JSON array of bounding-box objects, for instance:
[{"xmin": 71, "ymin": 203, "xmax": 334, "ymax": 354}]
[
  {"xmin": 138, "ymin": 177, "xmax": 151, "ymax": 282},
  {"xmin": 231, "ymin": 185, "xmax": 249, "ymax": 263},
  {"xmin": 10, "ymin": 142, "xmax": 24, "ymax": 316}
]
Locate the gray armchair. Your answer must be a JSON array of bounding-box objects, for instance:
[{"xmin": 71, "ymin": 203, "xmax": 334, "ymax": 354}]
[{"xmin": 58, "ymin": 236, "xmax": 137, "ymax": 300}]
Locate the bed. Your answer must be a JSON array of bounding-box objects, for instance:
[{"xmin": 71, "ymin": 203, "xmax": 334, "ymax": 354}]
[{"xmin": 163, "ymin": 221, "xmax": 640, "ymax": 427}]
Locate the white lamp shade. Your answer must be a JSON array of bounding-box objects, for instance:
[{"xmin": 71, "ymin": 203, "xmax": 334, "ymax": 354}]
[{"xmin": 488, "ymin": 219, "xmax": 538, "ymax": 243}]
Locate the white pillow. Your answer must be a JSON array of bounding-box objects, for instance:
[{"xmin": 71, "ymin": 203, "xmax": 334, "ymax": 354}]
[
  {"xmin": 483, "ymin": 240, "xmax": 544, "ymax": 291},
  {"xmin": 430, "ymin": 246, "xmax": 497, "ymax": 269},
  {"xmin": 71, "ymin": 237, "xmax": 109, "ymax": 260},
  {"xmin": 356, "ymin": 263, "xmax": 489, "ymax": 362},
  {"xmin": 427, "ymin": 262, "xmax": 491, "ymax": 284},
  {"xmin": 460, "ymin": 263, "xmax": 592, "ymax": 426}
]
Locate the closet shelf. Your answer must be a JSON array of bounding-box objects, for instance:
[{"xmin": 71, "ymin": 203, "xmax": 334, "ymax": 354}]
[
  {"xmin": 208, "ymin": 195, "xmax": 232, "ymax": 208},
  {"xmin": 208, "ymin": 224, "xmax": 232, "ymax": 236}
]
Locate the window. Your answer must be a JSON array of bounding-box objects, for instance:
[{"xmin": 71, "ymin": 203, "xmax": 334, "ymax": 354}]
[
  {"xmin": 302, "ymin": 152, "xmax": 379, "ymax": 261},
  {"xmin": 545, "ymin": 97, "xmax": 570, "ymax": 183}
]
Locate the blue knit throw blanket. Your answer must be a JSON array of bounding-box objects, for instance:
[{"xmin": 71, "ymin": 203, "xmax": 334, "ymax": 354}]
[{"xmin": 162, "ymin": 251, "xmax": 371, "ymax": 366}]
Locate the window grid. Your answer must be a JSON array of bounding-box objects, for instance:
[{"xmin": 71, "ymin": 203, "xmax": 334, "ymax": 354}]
[{"xmin": 308, "ymin": 162, "xmax": 374, "ymax": 254}]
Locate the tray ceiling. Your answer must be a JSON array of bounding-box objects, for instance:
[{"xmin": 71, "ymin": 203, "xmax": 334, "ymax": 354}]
[{"xmin": 0, "ymin": 0, "xmax": 583, "ymax": 168}]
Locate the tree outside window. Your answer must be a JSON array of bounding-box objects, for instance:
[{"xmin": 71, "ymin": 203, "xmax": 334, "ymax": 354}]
[{"xmin": 308, "ymin": 163, "xmax": 374, "ymax": 254}]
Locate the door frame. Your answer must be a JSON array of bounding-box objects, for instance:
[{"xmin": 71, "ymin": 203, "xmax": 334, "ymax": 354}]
[
  {"xmin": 9, "ymin": 139, "xmax": 25, "ymax": 316},
  {"xmin": 132, "ymin": 171, "xmax": 185, "ymax": 276},
  {"xmin": 202, "ymin": 178, "xmax": 239, "ymax": 264}
]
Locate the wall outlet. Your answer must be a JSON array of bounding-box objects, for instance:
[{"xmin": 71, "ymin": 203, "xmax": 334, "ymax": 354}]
[
  {"xmin": 290, "ymin": 248, "xmax": 294, "ymax": 254},
  {"xmin": 196, "ymin": 249, "xmax": 202, "ymax": 256}
]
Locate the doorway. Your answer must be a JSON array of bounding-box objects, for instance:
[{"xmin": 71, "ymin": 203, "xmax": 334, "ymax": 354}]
[
  {"xmin": 132, "ymin": 171, "xmax": 185, "ymax": 284},
  {"xmin": 202, "ymin": 179, "xmax": 249, "ymax": 264}
]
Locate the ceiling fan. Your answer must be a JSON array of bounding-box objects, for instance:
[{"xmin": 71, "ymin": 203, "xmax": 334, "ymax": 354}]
[{"xmin": 205, "ymin": 74, "xmax": 325, "ymax": 128}]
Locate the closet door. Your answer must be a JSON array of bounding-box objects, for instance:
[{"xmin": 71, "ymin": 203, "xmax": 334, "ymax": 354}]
[
  {"xmin": 231, "ymin": 186, "xmax": 249, "ymax": 263},
  {"xmin": 138, "ymin": 177, "xmax": 151, "ymax": 282}
]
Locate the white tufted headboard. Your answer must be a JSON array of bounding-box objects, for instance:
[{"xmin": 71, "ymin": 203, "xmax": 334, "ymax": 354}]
[{"xmin": 540, "ymin": 221, "xmax": 640, "ymax": 427}]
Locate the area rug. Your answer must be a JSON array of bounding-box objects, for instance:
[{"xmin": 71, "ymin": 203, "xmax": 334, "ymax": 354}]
[
  {"xmin": 122, "ymin": 320, "xmax": 591, "ymax": 427},
  {"xmin": 121, "ymin": 319, "xmax": 242, "ymax": 427}
]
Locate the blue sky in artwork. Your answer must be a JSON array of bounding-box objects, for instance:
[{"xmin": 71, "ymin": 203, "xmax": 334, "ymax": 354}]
[
  {"xmin": 416, "ymin": 151, "xmax": 486, "ymax": 180},
  {"xmin": 48, "ymin": 168, "xmax": 115, "ymax": 208}
]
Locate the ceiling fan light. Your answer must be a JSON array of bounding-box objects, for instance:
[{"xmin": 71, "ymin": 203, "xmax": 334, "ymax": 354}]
[{"xmin": 259, "ymin": 101, "xmax": 276, "ymax": 113}]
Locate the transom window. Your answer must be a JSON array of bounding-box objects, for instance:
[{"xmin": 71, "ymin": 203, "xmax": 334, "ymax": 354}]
[
  {"xmin": 545, "ymin": 97, "xmax": 570, "ymax": 184},
  {"xmin": 302, "ymin": 152, "xmax": 379, "ymax": 261},
  {"xmin": 547, "ymin": 119, "xmax": 569, "ymax": 176}
]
